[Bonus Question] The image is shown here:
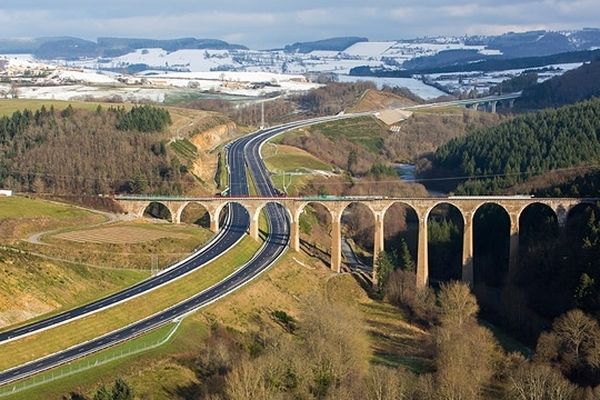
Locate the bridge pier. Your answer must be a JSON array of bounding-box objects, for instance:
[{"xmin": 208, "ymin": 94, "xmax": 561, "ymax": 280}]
[
  {"xmin": 250, "ymin": 214, "xmax": 260, "ymax": 240},
  {"xmin": 372, "ymin": 211, "xmax": 385, "ymax": 285},
  {"xmin": 209, "ymin": 208, "xmax": 220, "ymax": 233},
  {"xmin": 489, "ymin": 101, "xmax": 497, "ymax": 114},
  {"xmin": 289, "ymin": 218, "xmax": 300, "ymax": 252},
  {"xmin": 462, "ymin": 212, "xmax": 474, "ymax": 286},
  {"xmin": 331, "ymin": 218, "xmax": 342, "ymax": 273},
  {"xmin": 509, "ymin": 213, "xmax": 520, "ymax": 274},
  {"xmin": 416, "ymin": 217, "xmax": 429, "ymax": 287}
]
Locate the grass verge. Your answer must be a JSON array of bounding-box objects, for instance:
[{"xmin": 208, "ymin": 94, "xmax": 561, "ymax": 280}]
[{"xmin": 0, "ymin": 322, "xmax": 180, "ymax": 399}]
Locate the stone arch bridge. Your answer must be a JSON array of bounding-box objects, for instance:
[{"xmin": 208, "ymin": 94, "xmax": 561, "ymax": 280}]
[{"xmin": 116, "ymin": 195, "xmax": 598, "ymax": 287}]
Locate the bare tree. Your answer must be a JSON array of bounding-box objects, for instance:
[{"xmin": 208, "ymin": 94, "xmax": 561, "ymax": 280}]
[
  {"xmin": 508, "ymin": 362, "xmax": 578, "ymax": 400},
  {"xmin": 535, "ymin": 309, "xmax": 600, "ymax": 377},
  {"xmin": 434, "ymin": 282, "xmax": 498, "ymax": 400},
  {"xmin": 438, "ymin": 281, "xmax": 479, "ymax": 328}
]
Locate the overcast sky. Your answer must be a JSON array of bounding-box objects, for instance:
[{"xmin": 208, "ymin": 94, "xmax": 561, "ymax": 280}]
[{"xmin": 0, "ymin": 0, "xmax": 598, "ymax": 48}]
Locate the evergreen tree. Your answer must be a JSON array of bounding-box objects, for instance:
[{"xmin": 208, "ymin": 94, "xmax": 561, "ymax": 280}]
[
  {"xmin": 112, "ymin": 378, "xmax": 133, "ymax": 400},
  {"xmin": 376, "ymin": 250, "xmax": 396, "ymax": 288},
  {"xmin": 92, "ymin": 385, "xmax": 112, "ymax": 400},
  {"xmin": 398, "ymin": 238, "xmax": 414, "ymax": 272}
]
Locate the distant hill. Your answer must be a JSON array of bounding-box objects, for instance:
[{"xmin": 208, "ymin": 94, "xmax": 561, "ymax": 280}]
[
  {"xmin": 283, "ymin": 37, "xmax": 367, "ymax": 53},
  {"xmin": 34, "ymin": 38, "xmax": 100, "ymax": 59},
  {"xmin": 0, "ymin": 36, "xmax": 247, "ymax": 60},
  {"xmin": 0, "ymin": 37, "xmax": 78, "ymax": 54},
  {"xmin": 487, "ymin": 31, "xmax": 575, "ymax": 57},
  {"xmin": 351, "ymin": 49, "xmax": 600, "ymax": 77},
  {"xmin": 402, "ymin": 49, "xmax": 485, "ymax": 70},
  {"xmin": 516, "ymin": 60, "xmax": 600, "ymax": 109},
  {"xmin": 96, "ymin": 37, "xmax": 248, "ymax": 52}
]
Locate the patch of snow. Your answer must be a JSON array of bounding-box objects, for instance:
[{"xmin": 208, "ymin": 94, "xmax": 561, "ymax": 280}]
[
  {"xmin": 342, "ymin": 42, "xmax": 395, "ymax": 57},
  {"xmin": 336, "ymin": 75, "xmax": 446, "ymax": 100}
]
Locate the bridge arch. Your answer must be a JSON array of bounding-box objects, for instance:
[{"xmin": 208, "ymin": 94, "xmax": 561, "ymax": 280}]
[
  {"xmin": 143, "ymin": 201, "xmax": 174, "ymax": 223},
  {"xmin": 294, "ymin": 201, "xmax": 334, "ymax": 223},
  {"xmin": 339, "ymin": 202, "xmax": 377, "ymax": 274},
  {"xmin": 254, "ymin": 200, "xmax": 293, "ymax": 225},
  {"xmin": 252, "ymin": 200, "xmax": 293, "ymax": 242},
  {"xmin": 295, "ymin": 201, "xmax": 334, "ymax": 266},
  {"xmin": 565, "ymin": 202, "xmax": 600, "ymax": 243},
  {"xmin": 427, "ymin": 202, "xmax": 465, "ymax": 285},
  {"xmin": 178, "ymin": 201, "xmax": 212, "ymax": 229},
  {"xmin": 473, "ymin": 203, "xmax": 510, "ymax": 288},
  {"xmin": 215, "ymin": 201, "xmax": 252, "ymax": 235},
  {"xmin": 382, "ymin": 201, "xmax": 420, "ymax": 273},
  {"xmin": 519, "ymin": 202, "xmax": 559, "ymax": 251}
]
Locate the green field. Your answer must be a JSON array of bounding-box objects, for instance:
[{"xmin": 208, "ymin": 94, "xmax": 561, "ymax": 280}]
[
  {"xmin": 0, "ymin": 196, "xmax": 94, "ymax": 221},
  {"xmin": 0, "ymin": 99, "xmax": 108, "ymax": 116},
  {"xmin": 262, "ymin": 143, "xmax": 333, "ymax": 195}
]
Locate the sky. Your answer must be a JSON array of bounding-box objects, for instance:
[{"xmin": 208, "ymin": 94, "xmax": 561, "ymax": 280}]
[{"xmin": 0, "ymin": 0, "xmax": 598, "ymax": 48}]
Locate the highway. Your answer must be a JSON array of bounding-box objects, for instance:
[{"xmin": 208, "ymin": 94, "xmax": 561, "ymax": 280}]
[{"xmin": 0, "ymin": 114, "xmax": 353, "ymax": 386}]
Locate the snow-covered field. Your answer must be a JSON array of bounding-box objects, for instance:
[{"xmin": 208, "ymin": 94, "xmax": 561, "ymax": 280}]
[{"xmin": 17, "ymin": 85, "xmax": 167, "ymax": 102}]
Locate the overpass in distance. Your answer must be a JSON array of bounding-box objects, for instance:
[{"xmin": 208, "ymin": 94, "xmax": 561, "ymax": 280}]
[
  {"xmin": 116, "ymin": 194, "xmax": 598, "ymax": 287},
  {"xmin": 406, "ymin": 92, "xmax": 522, "ymax": 113}
]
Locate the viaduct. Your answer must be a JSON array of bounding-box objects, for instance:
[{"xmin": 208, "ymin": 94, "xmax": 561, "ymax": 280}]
[{"xmin": 116, "ymin": 195, "xmax": 598, "ymax": 287}]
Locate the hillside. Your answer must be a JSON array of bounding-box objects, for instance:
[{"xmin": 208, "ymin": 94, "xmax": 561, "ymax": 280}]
[
  {"xmin": 351, "ymin": 48, "xmax": 600, "ymax": 77},
  {"xmin": 0, "ymin": 105, "xmax": 197, "ymax": 195},
  {"xmin": 429, "ymin": 98, "xmax": 600, "ymax": 194},
  {"xmin": 283, "ymin": 36, "xmax": 367, "ymax": 53},
  {"xmin": 516, "ymin": 60, "xmax": 600, "ymax": 109},
  {"xmin": 348, "ymin": 88, "xmax": 417, "ymax": 112}
]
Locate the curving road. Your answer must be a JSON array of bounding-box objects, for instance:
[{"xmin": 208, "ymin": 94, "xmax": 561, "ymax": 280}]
[{"xmin": 0, "ymin": 114, "xmax": 356, "ymax": 386}]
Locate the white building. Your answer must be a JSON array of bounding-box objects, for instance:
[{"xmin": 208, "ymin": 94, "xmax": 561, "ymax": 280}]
[{"xmin": 0, "ymin": 189, "xmax": 13, "ymax": 197}]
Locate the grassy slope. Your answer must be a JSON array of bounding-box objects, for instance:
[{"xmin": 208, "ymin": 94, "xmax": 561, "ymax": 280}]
[
  {"xmin": 0, "ymin": 236, "xmax": 261, "ymax": 371},
  {"xmin": 0, "ymin": 250, "xmax": 147, "ymax": 329},
  {"xmin": 309, "ymin": 115, "xmax": 388, "ymax": 153},
  {"xmin": 262, "ymin": 143, "xmax": 332, "ymax": 172},
  {"xmin": 2, "ymin": 251, "xmax": 432, "ymax": 400},
  {"xmin": 0, "ymin": 196, "xmax": 98, "ymax": 224}
]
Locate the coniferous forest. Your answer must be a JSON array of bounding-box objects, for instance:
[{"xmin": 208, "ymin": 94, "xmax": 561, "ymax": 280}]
[{"xmin": 431, "ymin": 98, "xmax": 600, "ymax": 194}]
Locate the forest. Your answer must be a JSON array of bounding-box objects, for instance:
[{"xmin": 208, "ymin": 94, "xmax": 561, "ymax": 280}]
[
  {"xmin": 428, "ymin": 98, "xmax": 600, "ymax": 194},
  {"xmin": 0, "ymin": 105, "xmax": 194, "ymax": 195},
  {"xmin": 517, "ymin": 60, "xmax": 600, "ymax": 109}
]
